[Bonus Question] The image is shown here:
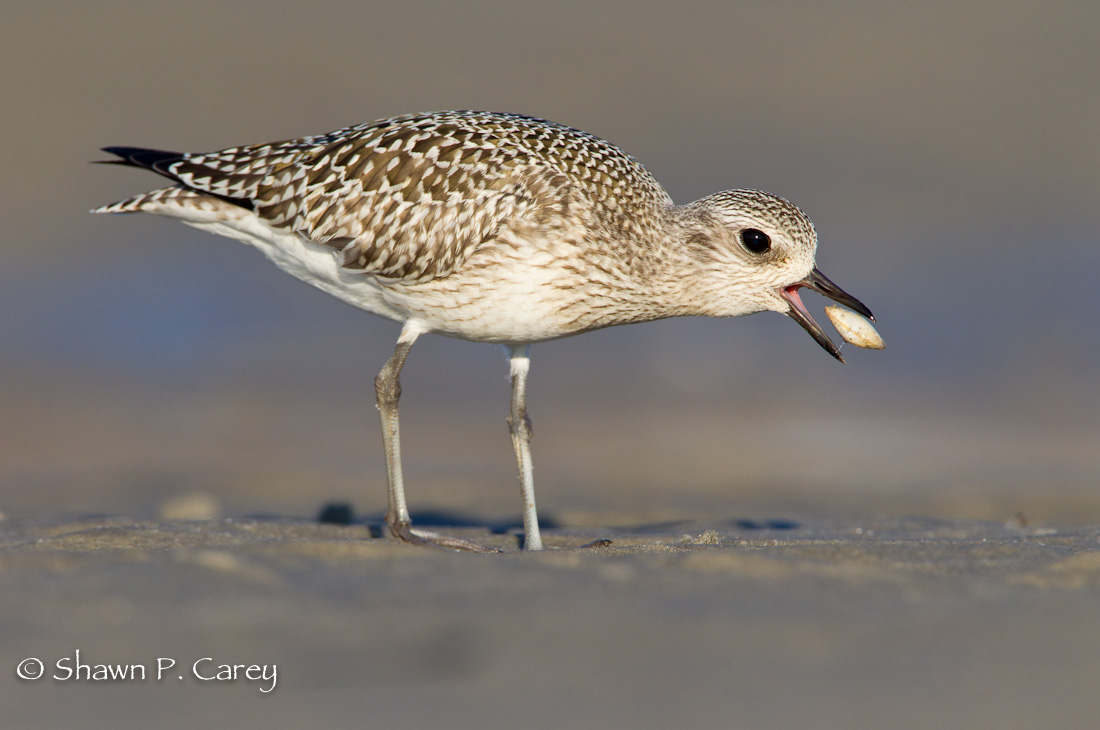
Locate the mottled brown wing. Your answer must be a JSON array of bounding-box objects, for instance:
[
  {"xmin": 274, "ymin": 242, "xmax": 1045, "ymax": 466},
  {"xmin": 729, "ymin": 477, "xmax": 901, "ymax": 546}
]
[
  {"xmin": 159, "ymin": 118, "xmax": 550, "ymax": 282},
  {"xmin": 131, "ymin": 112, "xmax": 673, "ymax": 282}
]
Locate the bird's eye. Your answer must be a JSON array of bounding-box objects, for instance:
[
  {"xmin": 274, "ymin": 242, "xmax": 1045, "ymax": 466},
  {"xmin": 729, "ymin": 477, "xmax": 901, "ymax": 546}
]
[{"xmin": 741, "ymin": 228, "xmax": 771, "ymax": 254}]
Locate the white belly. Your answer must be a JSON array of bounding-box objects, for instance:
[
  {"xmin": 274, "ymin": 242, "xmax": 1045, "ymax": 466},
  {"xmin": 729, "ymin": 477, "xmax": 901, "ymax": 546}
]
[
  {"xmin": 184, "ymin": 216, "xmax": 408, "ymax": 324},
  {"xmin": 185, "ymin": 210, "xmax": 625, "ymax": 344}
]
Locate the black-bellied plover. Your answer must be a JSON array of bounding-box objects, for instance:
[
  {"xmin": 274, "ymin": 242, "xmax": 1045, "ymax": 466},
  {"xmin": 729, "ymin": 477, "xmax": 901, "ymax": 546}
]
[{"xmin": 94, "ymin": 110, "xmax": 875, "ymax": 552}]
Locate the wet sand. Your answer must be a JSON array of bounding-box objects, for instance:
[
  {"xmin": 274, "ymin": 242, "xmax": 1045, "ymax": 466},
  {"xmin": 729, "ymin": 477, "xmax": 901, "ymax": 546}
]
[
  {"xmin": 3, "ymin": 510, "xmax": 1099, "ymax": 729},
  {"xmin": 4, "ymin": 371, "xmax": 1100, "ymax": 729}
]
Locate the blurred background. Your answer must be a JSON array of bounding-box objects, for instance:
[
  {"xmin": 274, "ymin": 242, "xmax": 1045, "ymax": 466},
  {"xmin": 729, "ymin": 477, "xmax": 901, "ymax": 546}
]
[
  {"xmin": 3, "ymin": 2, "xmax": 1100, "ymax": 727},
  {"xmin": 4, "ymin": 0, "xmax": 1098, "ymax": 527}
]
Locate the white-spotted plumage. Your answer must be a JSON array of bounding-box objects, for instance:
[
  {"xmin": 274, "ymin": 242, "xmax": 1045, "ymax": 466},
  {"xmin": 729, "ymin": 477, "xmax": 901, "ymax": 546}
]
[{"xmin": 95, "ymin": 110, "xmax": 876, "ymax": 552}]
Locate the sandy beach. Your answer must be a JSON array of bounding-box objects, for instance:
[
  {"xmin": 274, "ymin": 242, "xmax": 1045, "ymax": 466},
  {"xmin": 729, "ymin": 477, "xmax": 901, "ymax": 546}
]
[{"xmin": 3, "ymin": 509, "xmax": 1100, "ymax": 729}]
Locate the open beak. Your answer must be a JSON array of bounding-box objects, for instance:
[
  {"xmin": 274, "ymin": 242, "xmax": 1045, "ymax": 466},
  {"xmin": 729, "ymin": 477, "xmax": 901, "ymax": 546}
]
[{"xmin": 780, "ymin": 268, "xmax": 874, "ymax": 364}]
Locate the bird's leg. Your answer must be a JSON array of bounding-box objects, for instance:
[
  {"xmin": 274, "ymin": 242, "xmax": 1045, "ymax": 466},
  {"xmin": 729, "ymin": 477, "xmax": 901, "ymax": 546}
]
[
  {"xmin": 507, "ymin": 345, "xmax": 543, "ymax": 550},
  {"xmin": 375, "ymin": 325, "xmax": 498, "ymax": 553},
  {"xmin": 375, "ymin": 333, "xmax": 414, "ymax": 534}
]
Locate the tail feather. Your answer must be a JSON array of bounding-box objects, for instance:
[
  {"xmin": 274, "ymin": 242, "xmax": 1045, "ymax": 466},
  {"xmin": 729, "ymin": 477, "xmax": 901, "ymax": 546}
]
[{"xmin": 90, "ymin": 186, "xmax": 254, "ymax": 223}]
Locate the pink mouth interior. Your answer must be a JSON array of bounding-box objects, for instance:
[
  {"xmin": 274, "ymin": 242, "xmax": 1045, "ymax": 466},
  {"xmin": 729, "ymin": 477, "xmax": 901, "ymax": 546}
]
[{"xmin": 781, "ymin": 284, "xmax": 811, "ymax": 317}]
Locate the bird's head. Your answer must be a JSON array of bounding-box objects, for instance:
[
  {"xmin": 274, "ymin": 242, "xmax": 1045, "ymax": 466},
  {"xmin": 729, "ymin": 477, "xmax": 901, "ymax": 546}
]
[{"xmin": 679, "ymin": 189, "xmax": 873, "ymax": 362}]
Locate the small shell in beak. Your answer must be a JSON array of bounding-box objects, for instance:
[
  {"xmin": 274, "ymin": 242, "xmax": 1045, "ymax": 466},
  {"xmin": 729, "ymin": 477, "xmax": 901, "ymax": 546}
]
[
  {"xmin": 825, "ymin": 306, "xmax": 885, "ymax": 350},
  {"xmin": 780, "ymin": 267, "xmax": 876, "ymax": 363}
]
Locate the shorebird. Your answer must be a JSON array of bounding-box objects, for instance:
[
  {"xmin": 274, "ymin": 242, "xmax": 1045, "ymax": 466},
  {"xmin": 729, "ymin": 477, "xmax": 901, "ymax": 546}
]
[{"xmin": 94, "ymin": 110, "xmax": 874, "ymax": 552}]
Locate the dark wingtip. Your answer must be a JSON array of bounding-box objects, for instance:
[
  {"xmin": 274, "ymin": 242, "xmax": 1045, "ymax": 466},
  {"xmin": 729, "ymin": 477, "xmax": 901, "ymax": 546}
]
[
  {"xmin": 93, "ymin": 144, "xmax": 255, "ymax": 213},
  {"xmin": 96, "ymin": 146, "xmax": 184, "ymax": 170}
]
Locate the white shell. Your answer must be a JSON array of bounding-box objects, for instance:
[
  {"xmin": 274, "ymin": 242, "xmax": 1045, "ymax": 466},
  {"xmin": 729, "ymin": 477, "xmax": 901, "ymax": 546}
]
[{"xmin": 825, "ymin": 306, "xmax": 885, "ymax": 350}]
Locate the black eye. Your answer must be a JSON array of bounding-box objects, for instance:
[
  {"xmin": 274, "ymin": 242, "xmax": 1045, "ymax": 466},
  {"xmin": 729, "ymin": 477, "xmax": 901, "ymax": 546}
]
[{"xmin": 741, "ymin": 228, "xmax": 771, "ymax": 254}]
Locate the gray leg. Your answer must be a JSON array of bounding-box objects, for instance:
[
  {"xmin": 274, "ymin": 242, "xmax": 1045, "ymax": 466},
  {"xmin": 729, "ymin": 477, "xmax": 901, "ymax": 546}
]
[
  {"xmin": 375, "ymin": 323, "xmax": 498, "ymax": 553},
  {"xmin": 375, "ymin": 331, "xmax": 415, "ymax": 537},
  {"xmin": 507, "ymin": 345, "xmax": 543, "ymax": 550}
]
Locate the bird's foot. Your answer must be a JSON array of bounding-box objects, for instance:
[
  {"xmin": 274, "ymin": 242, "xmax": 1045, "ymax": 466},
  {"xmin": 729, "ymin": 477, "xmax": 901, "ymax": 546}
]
[{"xmin": 387, "ymin": 520, "xmax": 502, "ymax": 553}]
